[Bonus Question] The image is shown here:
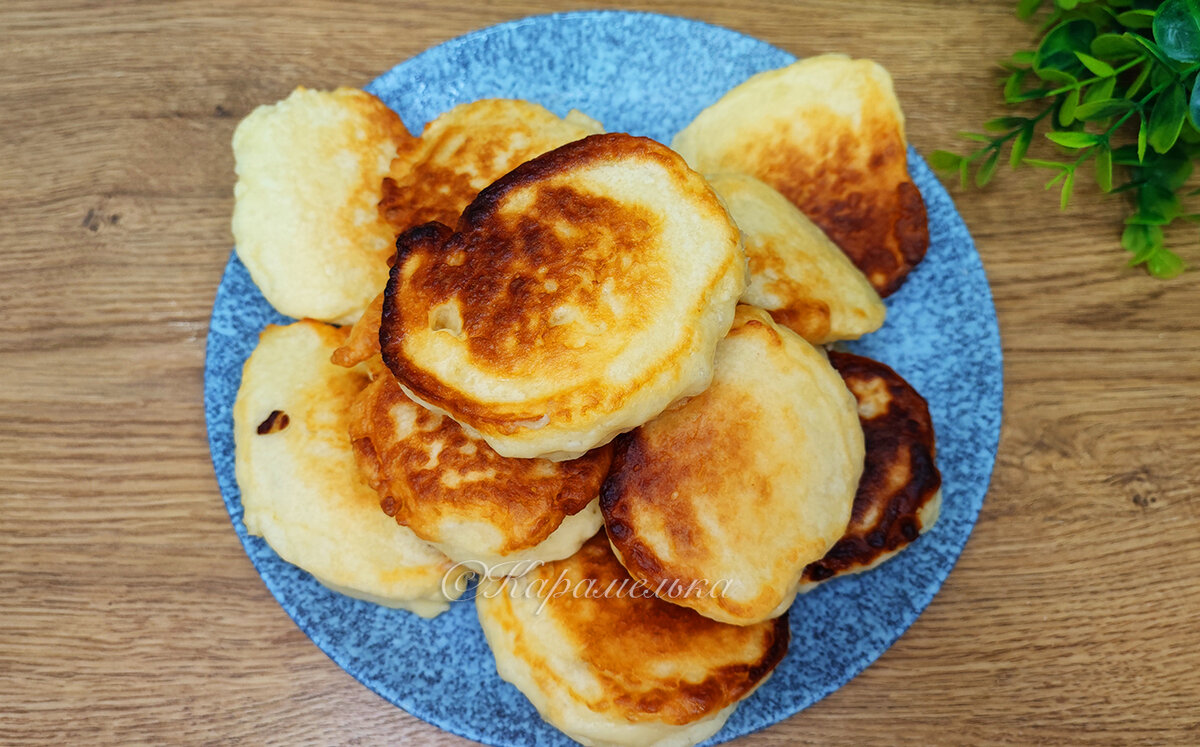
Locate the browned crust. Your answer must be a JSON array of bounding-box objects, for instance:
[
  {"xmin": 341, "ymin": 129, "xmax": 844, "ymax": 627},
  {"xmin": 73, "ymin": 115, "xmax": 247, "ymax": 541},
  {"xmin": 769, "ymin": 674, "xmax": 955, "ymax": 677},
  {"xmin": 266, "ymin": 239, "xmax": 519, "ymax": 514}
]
[
  {"xmin": 347, "ymin": 375, "xmax": 611, "ymax": 553},
  {"xmin": 600, "ymin": 430, "xmax": 674, "ymax": 584},
  {"xmin": 543, "ymin": 533, "xmax": 790, "ymax": 723},
  {"xmin": 378, "ymin": 133, "xmax": 719, "ymax": 430},
  {"xmin": 802, "ymin": 351, "xmax": 941, "ymax": 582},
  {"xmin": 752, "ymin": 112, "xmax": 929, "ymax": 297}
]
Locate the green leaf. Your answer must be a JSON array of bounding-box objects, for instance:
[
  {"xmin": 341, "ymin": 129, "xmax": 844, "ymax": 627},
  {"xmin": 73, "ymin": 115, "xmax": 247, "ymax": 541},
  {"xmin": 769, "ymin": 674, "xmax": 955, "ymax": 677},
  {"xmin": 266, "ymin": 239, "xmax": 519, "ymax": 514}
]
[
  {"xmin": 1035, "ymin": 19, "xmax": 1097, "ymax": 76},
  {"xmin": 1129, "ymin": 33, "xmax": 1179, "ymax": 69},
  {"xmin": 958, "ymin": 158, "xmax": 969, "ymax": 189},
  {"xmin": 1025, "ymin": 158, "xmax": 1070, "ymax": 169},
  {"xmin": 1046, "ymin": 130, "xmax": 1101, "ymax": 147},
  {"xmin": 1083, "ymin": 76, "xmax": 1116, "ymax": 104},
  {"xmin": 1138, "ymin": 115, "xmax": 1149, "ymax": 160},
  {"xmin": 1059, "ymin": 88, "xmax": 1080, "ymax": 125},
  {"xmin": 1147, "ymin": 248, "xmax": 1186, "ymax": 277},
  {"xmin": 1003, "ymin": 71, "xmax": 1025, "ymax": 102},
  {"xmin": 1011, "ymin": 126, "xmax": 1034, "ymax": 167},
  {"xmin": 1075, "ymin": 97, "xmax": 1135, "ymax": 120},
  {"xmin": 976, "ymin": 150, "xmax": 1001, "ymax": 187},
  {"xmin": 1094, "ymin": 145, "xmax": 1113, "ymax": 191},
  {"xmin": 1116, "ymin": 9, "xmax": 1157, "ymax": 29},
  {"xmin": 1011, "ymin": 50, "xmax": 1037, "ymax": 65},
  {"xmin": 1058, "ymin": 0, "xmax": 1080, "ymax": 10},
  {"xmin": 1060, "ymin": 170, "xmax": 1076, "ymax": 209},
  {"xmin": 959, "ymin": 131, "xmax": 994, "ymax": 143},
  {"xmin": 1046, "ymin": 169, "xmax": 1069, "ymax": 188},
  {"xmin": 1090, "ymin": 33, "xmax": 1142, "ymax": 59},
  {"xmin": 1074, "ymin": 51, "xmax": 1116, "ymax": 76},
  {"xmin": 1125, "ymin": 60, "xmax": 1152, "ymax": 98},
  {"xmin": 1191, "ymin": 73, "xmax": 1200, "ymax": 129},
  {"xmin": 1148, "ymin": 82, "xmax": 1188, "ymax": 153},
  {"xmin": 1147, "ymin": 152, "xmax": 1193, "ymax": 189},
  {"xmin": 1122, "ymin": 222, "xmax": 1163, "ymax": 256},
  {"xmin": 1018, "ymin": 0, "xmax": 1044, "ymax": 19},
  {"xmin": 1137, "ymin": 182, "xmax": 1183, "ymax": 222},
  {"xmin": 1153, "ymin": 0, "xmax": 1200, "ymax": 63},
  {"xmin": 985, "ymin": 116, "xmax": 1029, "ymax": 131},
  {"xmin": 928, "ymin": 150, "xmax": 965, "ymax": 171}
]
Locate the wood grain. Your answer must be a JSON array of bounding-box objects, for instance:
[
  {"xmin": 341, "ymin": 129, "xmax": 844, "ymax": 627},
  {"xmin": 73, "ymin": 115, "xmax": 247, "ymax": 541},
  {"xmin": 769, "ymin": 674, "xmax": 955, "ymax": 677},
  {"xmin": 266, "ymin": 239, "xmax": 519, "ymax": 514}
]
[{"xmin": 2, "ymin": 0, "xmax": 1198, "ymax": 744}]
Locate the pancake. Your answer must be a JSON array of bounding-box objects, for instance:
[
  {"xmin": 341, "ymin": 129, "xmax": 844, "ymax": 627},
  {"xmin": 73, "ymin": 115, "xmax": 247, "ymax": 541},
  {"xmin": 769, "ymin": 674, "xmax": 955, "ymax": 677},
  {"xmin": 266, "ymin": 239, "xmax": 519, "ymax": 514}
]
[
  {"xmin": 330, "ymin": 289, "xmax": 384, "ymax": 369},
  {"xmin": 601, "ymin": 306, "xmax": 863, "ymax": 626},
  {"xmin": 379, "ymin": 99, "xmax": 603, "ymax": 233},
  {"xmin": 671, "ymin": 55, "xmax": 929, "ymax": 296},
  {"xmin": 348, "ymin": 373, "xmax": 611, "ymax": 571},
  {"xmin": 707, "ymin": 172, "xmax": 886, "ymax": 344},
  {"xmin": 476, "ymin": 533, "xmax": 789, "ymax": 747},
  {"xmin": 232, "ymin": 87, "xmax": 412, "ymax": 324},
  {"xmin": 800, "ymin": 351, "xmax": 942, "ymax": 590},
  {"xmin": 380, "ymin": 133, "xmax": 747, "ymax": 461},
  {"xmin": 233, "ymin": 320, "xmax": 466, "ymax": 617}
]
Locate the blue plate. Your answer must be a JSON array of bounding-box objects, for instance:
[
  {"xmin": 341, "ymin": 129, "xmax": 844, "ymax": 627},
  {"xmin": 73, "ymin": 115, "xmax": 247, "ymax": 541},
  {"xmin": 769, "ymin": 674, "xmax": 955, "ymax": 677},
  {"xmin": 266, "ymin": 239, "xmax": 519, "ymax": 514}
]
[{"xmin": 205, "ymin": 11, "xmax": 1002, "ymax": 746}]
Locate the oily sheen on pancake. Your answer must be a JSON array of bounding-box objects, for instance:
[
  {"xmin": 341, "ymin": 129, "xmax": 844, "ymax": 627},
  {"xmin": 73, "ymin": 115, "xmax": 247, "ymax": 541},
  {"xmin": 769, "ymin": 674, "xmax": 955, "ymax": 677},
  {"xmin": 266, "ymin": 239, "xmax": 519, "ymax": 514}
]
[
  {"xmin": 380, "ymin": 133, "xmax": 747, "ymax": 461},
  {"xmin": 232, "ymin": 87, "xmax": 412, "ymax": 324},
  {"xmin": 800, "ymin": 351, "xmax": 943, "ymax": 590},
  {"xmin": 232, "ymin": 320, "xmax": 466, "ymax": 617},
  {"xmin": 476, "ymin": 533, "xmax": 789, "ymax": 747},
  {"xmin": 671, "ymin": 55, "xmax": 929, "ymax": 296},
  {"xmin": 707, "ymin": 172, "xmax": 886, "ymax": 344},
  {"xmin": 379, "ymin": 99, "xmax": 603, "ymax": 233},
  {"xmin": 602, "ymin": 306, "xmax": 863, "ymax": 626},
  {"xmin": 347, "ymin": 373, "xmax": 610, "ymax": 570}
]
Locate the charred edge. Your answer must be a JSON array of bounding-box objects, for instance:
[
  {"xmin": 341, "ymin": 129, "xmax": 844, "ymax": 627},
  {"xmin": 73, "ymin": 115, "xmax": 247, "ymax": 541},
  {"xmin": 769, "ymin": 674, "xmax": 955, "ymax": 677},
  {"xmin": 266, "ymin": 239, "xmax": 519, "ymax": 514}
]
[
  {"xmin": 458, "ymin": 133, "xmax": 676, "ymax": 233},
  {"xmin": 804, "ymin": 351, "xmax": 942, "ymax": 580},
  {"xmin": 256, "ymin": 410, "xmax": 289, "ymax": 435}
]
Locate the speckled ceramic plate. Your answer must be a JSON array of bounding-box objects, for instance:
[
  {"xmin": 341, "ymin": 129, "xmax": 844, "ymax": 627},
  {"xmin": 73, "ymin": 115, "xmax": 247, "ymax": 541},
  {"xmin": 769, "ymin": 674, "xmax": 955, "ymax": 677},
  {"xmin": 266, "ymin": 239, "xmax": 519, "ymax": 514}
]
[{"xmin": 205, "ymin": 11, "xmax": 1002, "ymax": 746}]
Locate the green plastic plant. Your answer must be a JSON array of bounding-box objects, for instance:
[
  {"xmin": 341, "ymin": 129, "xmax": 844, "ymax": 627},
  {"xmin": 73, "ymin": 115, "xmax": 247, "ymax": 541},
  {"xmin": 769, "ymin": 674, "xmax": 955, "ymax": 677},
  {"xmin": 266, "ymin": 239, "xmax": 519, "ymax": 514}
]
[{"xmin": 932, "ymin": 0, "xmax": 1200, "ymax": 278}]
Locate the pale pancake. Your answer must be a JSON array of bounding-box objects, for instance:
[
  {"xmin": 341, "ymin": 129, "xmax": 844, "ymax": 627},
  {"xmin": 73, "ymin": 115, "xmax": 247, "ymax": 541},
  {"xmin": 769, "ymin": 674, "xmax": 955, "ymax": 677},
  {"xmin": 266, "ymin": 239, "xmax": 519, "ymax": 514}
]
[
  {"xmin": 476, "ymin": 533, "xmax": 788, "ymax": 747},
  {"xmin": 348, "ymin": 373, "xmax": 610, "ymax": 571},
  {"xmin": 799, "ymin": 351, "xmax": 942, "ymax": 591},
  {"xmin": 233, "ymin": 320, "xmax": 466, "ymax": 617},
  {"xmin": 380, "ymin": 133, "xmax": 747, "ymax": 461},
  {"xmin": 707, "ymin": 172, "xmax": 885, "ymax": 344},
  {"xmin": 671, "ymin": 55, "xmax": 929, "ymax": 296},
  {"xmin": 601, "ymin": 306, "xmax": 863, "ymax": 625},
  {"xmin": 379, "ymin": 98, "xmax": 603, "ymax": 232},
  {"xmin": 232, "ymin": 87, "xmax": 412, "ymax": 324}
]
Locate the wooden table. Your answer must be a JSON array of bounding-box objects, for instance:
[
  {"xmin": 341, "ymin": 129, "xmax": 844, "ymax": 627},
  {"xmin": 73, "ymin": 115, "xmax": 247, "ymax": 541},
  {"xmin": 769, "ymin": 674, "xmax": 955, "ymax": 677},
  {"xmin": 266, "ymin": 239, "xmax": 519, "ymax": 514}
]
[{"xmin": 3, "ymin": 1, "xmax": 1198, "ymax": 743}]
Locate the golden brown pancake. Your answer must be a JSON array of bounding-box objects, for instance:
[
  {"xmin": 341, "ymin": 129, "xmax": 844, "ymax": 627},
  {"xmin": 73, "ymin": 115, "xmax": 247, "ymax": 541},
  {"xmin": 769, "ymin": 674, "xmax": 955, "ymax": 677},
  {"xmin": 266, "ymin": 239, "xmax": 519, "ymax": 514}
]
[
  {"xmin": 232, "ymin": 87, "xmax": 413, "ymax": 324},
  {"xmin": 379, "ymin": 99, "xmax": 602, "ymax": 233},
  {"xmin": 706, "ymin": 172, "xmax": 886, "ymax": 344},
  {"xmin": 476, "ymin": 533, "xmax": 789, "ymax": 747},
  {"xmin": 347, "ymin": 373, "xmax": 611, "ymax": 570},
  {"xmin": 800, "ymin": 351, "xmax": 942, "ymax": 589},
  {"xmin": 233, "ymin": 320, "xmax": 467, "ymax": 617},
  {"xmin": 380, "ymin": 133, "xmax": 747, "ymax": 461},
  {"xmin": 601, "ymin": 306, "xmax": 863, "ymax": 626},
  {"xmin": 330, "ymin": 289, "xmax": 384, "ymax": 369},
  {"xmin": 671, "ymin": 55, "xmax": 929, "ymax": 296}
]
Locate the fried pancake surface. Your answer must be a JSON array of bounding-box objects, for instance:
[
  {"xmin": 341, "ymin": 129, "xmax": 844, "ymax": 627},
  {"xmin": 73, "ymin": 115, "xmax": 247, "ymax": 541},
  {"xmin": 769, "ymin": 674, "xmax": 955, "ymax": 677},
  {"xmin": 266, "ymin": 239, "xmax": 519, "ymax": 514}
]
[
  {"xmin": 671, "ymin": 55, "xmax": 929, "ymax": 296},
  {"xmin": 800, "ymin": 351, "xmax": 942, "ymax": 589},
  {"xmin": 707, "ymin": 172, "xmax": 886, "ymax": 344},
  {"xmin": 381, "ymin": 133, "xmax": 747, "ymax": 461},
  {"xmin": 379, "ymin": 99, "xmax": 602, "ymax": 233},
  {"xmin": 232, "ymin": 320, "xmax": 466, "ymax": 617},
  {"xmin": 476, "ymin": 533, "xmax": 789, "ymax": 747},
  {"xmin": 232, "ymin": 87, "xmax": 412, "ymax": 324},
  {"xmin": 602, "ymin": 306, "xmax": 863, "ymax": 626},
  {"xmin": 348, "ymin": 373, "xmax": 610, "ymax": 570}
]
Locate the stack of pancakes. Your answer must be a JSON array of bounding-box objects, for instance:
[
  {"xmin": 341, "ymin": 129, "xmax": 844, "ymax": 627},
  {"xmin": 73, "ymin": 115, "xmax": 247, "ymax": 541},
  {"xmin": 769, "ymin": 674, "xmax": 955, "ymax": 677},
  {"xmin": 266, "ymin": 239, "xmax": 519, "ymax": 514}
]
[{"xmin": 230, "ymin": 55, "xmax": 942, "ymax": 747}]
